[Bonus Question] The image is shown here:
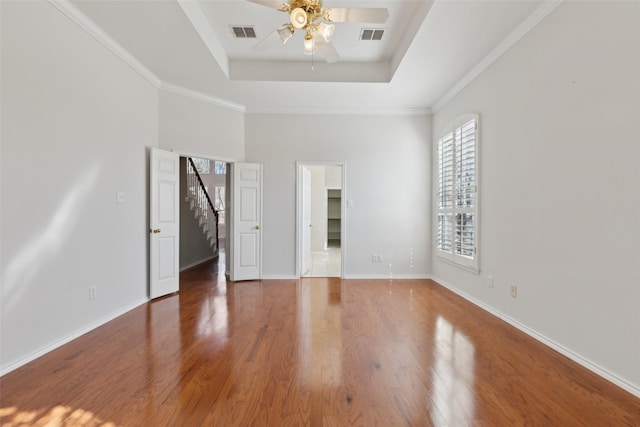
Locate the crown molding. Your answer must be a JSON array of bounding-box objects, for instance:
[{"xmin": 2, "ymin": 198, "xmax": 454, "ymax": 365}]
[
  {"xmin": 245, "ymin": 106, "xmax": 431, "ymax": 116},
  {"xmin": 47, "ymin": 0, "xmax": 427, "ymax": 117},
  {"xmin": 159, "ymin": 82, "xmax": 246, "ymax": 113},
  {"xmin": 48, "ymin": 0, "xmax": 247, "ymax": 113},
  {"xmin": 48, "ymin": 0, "xmax": 162, "ymax": 88},
  {"xmin": 432, "ymin": 0, "xmax": 564, "ymax": 112}
]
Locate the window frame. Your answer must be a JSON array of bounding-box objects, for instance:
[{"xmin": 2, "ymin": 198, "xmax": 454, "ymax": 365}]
[{"xmin": 435, "ymin": 113, "xmax": 480, "ymax": 273}]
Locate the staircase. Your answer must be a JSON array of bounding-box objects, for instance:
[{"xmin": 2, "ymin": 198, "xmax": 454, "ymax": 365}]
[{"xmin": 185, "ymin": 157, "xmax": 219, "ymax": 256}]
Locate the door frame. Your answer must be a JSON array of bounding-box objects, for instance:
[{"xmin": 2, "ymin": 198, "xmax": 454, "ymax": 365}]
[
  {"xmin": 295, "ymin": 161, "xmax": 346, "ymax": 278},
  {"xmin": 150, "ymin": 150, "xmax": 238, "ymax": 287}
]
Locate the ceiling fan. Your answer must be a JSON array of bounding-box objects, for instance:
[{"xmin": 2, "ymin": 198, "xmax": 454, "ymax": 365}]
[{"xmin": 247, "ymin": 0, "xmax": 389, "ymax": 63}]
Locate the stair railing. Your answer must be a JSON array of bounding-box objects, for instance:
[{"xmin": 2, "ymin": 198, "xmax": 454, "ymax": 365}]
[{"xmin": 186, "ymin": 158, "xmax": 219, "ymax": 253}]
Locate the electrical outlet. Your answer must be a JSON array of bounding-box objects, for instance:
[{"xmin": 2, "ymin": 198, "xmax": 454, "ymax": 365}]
[
  {"xmin": 372, "ymin": 253, "xmax": 377, "ymax": 263},
  {"xmin": 377, "ymin": 254, "xmax": 383, "ymax": 263},
  {"xmin": 89, "ymin": 286, "xmax": 97, "ymax": 300},
  {"xmin": 510, "ymin": 284, "xmax": 517, "ymax": 298},
  {"xmin": 488, "ymin": 275, "xmax": 494, "ymax": 288}
]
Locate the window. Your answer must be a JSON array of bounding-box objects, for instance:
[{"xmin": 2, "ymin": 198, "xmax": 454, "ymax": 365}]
[
  {"xmin": 436, "ymin": 114, "xmax": 479, "ymax": 272},
  {"xmin": 214, "ymin": 161, "xmax": 226, "ymax": 175},
  {"xmin": 192, "ymin": 157, "xmax": 210, "ymax": 174}
]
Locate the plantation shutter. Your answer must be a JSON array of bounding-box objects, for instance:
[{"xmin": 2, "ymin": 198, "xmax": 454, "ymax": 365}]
[
  {"xmin": 437, "ymin": 131, "xmax": 454, "ymax": 253},
  {"xmin": 436, "ymin": 115, "xmax": 479, "ymax": 271}
]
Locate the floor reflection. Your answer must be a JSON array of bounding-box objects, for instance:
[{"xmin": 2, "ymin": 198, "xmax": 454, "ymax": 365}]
[
  {"xmin": 196, "ymin": 295, "xmax": 229, "ymax": 341},
  {"xmin": 298, "ymin": 278, "xmax": 343, "ymax": 389},
  {"xmin": 431, "ymin": 315, "xmax": 476, "ymax": 426}
]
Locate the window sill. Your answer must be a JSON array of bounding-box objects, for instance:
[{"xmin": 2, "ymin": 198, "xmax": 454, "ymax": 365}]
[{"xmin": 435, "ymin": 254, "xmax": 480, "ymax": 274}]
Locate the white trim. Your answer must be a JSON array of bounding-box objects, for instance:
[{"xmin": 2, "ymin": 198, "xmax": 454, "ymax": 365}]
[
  {"xmin": 47, "ymin": 0, "xmax": 247, "ymax": 113},
  {"xmin": 435, "ymin": 114, "xmax": 480, "ymax": 272},
  {"xmin": 179, "ymin": 255, "xmax": 217, "ymax": 272},
  {"xmin": 432, "ymin": 0, "xmax": 564, "ymax": 112},
  {"xmin": 435, "ymin": 255, "xmax": 480, "ymax": 274},
  {"xmin": 431, "ymin": 276, "xmax": 640, "ymax": 399},
  {"xmin": 159, "ymin": 82, "xmax": 246, "ymax": 113},
  {"xmin": 260, "ymin": 275, "xmax": 299, "ymax": 280},
  {"xmin": 48, "ymin": 0, "xmax": 162, "ymax": 88},
  {"xmin": 173, "ymin": 150, "xmax": 240, "ymax": 165},
  {"xmin": 0, "ymin": 298, "xmax": 148, "ymax": 377},
  {"xmin": 343, "ymin": 274, "xmax": 433, "ymax": 280},
  {"xmin": 247, "ymin": 107, "xmax": 431, "ymax": 116}
]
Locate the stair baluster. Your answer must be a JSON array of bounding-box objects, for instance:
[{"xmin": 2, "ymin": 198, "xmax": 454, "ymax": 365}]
[{"xmin": 185, "ymin": 158, "xmax": 220, "ymax": 256}]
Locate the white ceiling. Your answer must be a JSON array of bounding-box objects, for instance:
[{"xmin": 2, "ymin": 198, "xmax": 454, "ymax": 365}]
[{"xmin": 69, "ymin": 0, "xmax": 550, "ymax": 113}]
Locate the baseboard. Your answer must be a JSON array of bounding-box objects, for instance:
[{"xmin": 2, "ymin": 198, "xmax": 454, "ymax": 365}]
[
  {"xmin": 258, "ymin": 274, "xmax": 433, "ymax": 280},
  {"xmin": 343, "ymin": 274, "xmax": 433, "ymax": 280},
  {"xmin": 0, "ymin": 298, "xmax": 148, "ymax": 377},
  {"xmin": 179, "ymin": 255, "xmax": 216, "ymax": 272},
  {"xmin": 259, "ymin": 275, "xmax": 299, "ymax": 280},
  {"xmin": 431, "ymin": 276, "xmax": 640, "ymax": 399}
]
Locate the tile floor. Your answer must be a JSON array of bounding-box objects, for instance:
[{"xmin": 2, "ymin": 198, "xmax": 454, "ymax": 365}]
[{"xmin": 302, "ymin": 247, "xmax": 341, "ymax": 277}]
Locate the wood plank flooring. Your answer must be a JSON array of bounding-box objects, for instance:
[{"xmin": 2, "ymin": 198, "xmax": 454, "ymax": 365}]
[{"xmin": 1, "ymin": 259, "xmax": 639, "ymax": 426}]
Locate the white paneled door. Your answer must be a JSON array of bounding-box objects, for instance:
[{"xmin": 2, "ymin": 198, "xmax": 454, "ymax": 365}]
[
  {"xmin": 230, "ymin": 163, "xmax": 262, "ymax": 281},
  {"xmin": 301, "ymin": 167, "xmax": 312, "ymax": 276},
  {"xmin": 149, "ymin": 148, "xmax": 179, "ymax": 299}
]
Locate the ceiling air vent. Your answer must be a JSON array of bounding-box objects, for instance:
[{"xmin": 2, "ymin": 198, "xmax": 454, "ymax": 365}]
[
  {"xmin": 360, "ymin": 29, "xmax": 384, "ymax": 41},
  {"xmin": 231, "ymin": 26, "xmax": 257, "ymax": 39}
]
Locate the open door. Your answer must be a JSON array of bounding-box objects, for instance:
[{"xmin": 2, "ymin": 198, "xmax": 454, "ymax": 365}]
[
  {"xmin": 229, "ymin": 163, "xmax": 262, "ymax": 281},
  {"xmin": 149, "ymin": 148, "xmax": 180, "ymax": 299},
  {"xmin": 296, "ymin": 162, "xmax": 345, "ymax": 278},
  {"xmin": 301, "ymin": 167, "xmax": 312, "ymax": 275}
]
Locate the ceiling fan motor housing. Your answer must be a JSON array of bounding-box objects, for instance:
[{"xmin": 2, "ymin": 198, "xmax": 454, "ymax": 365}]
[{"xmin": 287, "ymin": 0, "xmax": 325, "ymax": 28}]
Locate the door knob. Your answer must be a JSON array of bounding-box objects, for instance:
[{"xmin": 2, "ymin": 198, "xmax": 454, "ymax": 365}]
[
  {"xmin": 255, "ymin": 225, "xmax": 260, "ymax": 230},
  {"xmin": 151, "ymin": 228, "xmax": 161, "ymax": 234}
]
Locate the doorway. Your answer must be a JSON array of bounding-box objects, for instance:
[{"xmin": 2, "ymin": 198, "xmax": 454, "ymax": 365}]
[
  {"xmin": 297, "ymin": 162, "xmax": 345, "ymax": 278},
  {"xmin": 178, "ymin": 156, "xmax": 228, "ymax": 275}
]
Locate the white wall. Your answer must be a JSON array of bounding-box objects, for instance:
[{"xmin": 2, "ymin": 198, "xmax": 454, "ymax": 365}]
[
  {"xmin": 245, "ymin": 114, "xmax": 431, "ymax": 278},
  {"xmin": 325, "ymin": 166, "xmax": 342, "ymax": 189},
  {"xmin": 158, "ymin": 91, "xmax": 245, "ymax": 161},
  {"xmin": 1, "ymin": 1, "xmax": 157, "ymax": 372},
  {"xmin": 432, "ymin": 1, "xmax": 640, "ymax": 394}
]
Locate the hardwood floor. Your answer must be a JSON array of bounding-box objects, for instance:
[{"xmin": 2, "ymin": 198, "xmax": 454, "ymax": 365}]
[{"xmin": 1, "ymin": 260, "xmax": 639, "ymax": 426}]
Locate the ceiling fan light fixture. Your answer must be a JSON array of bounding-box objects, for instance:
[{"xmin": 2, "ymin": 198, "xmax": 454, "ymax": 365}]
[
  {"xmin": 303, "ymin": 34, "xmax": 317, "ymax": 55},
  {"xmin": 317, "ymin": 22, "xmax": 334, "ymax": 42},
  {"xmin": 290, "ymin": 8, "xmax": 308, "ymax": 29},
  {"xmin": 277, "ymin": 24, "xmax": 294, "ymax": 43}
]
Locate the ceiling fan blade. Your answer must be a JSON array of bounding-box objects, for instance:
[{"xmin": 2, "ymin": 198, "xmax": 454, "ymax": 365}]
[
  {"xmin": 252, "ymin": 30, "xmax": 283, "ymax": 53},
  {"xmin": 326, "ymin": 8, "xmax": 389, "ymax": 24},
  {"xmin": 246, "ymin": 0, "xmax": 287, "ymax": 11},
  {"xmin": 315, "ymin": 37, "xmax": 339, "ymax": 64}
]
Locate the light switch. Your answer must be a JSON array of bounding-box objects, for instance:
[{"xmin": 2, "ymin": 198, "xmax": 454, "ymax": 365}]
[{"xmin": 116, "ymin": 191, "xmax": 125, "ymax": 204}]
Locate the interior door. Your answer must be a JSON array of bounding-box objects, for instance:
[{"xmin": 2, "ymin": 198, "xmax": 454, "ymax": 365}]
[
  {"xmin": 149, "ymin": 148, "xmax": 180, "ymax": 299},
  {"xmin": 301, "ymin": 167, "xmax": 312, "ymax": 276},
  {"xmin": 229, "ymin": 163, "xmax": 262, "ymax": 281}
]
